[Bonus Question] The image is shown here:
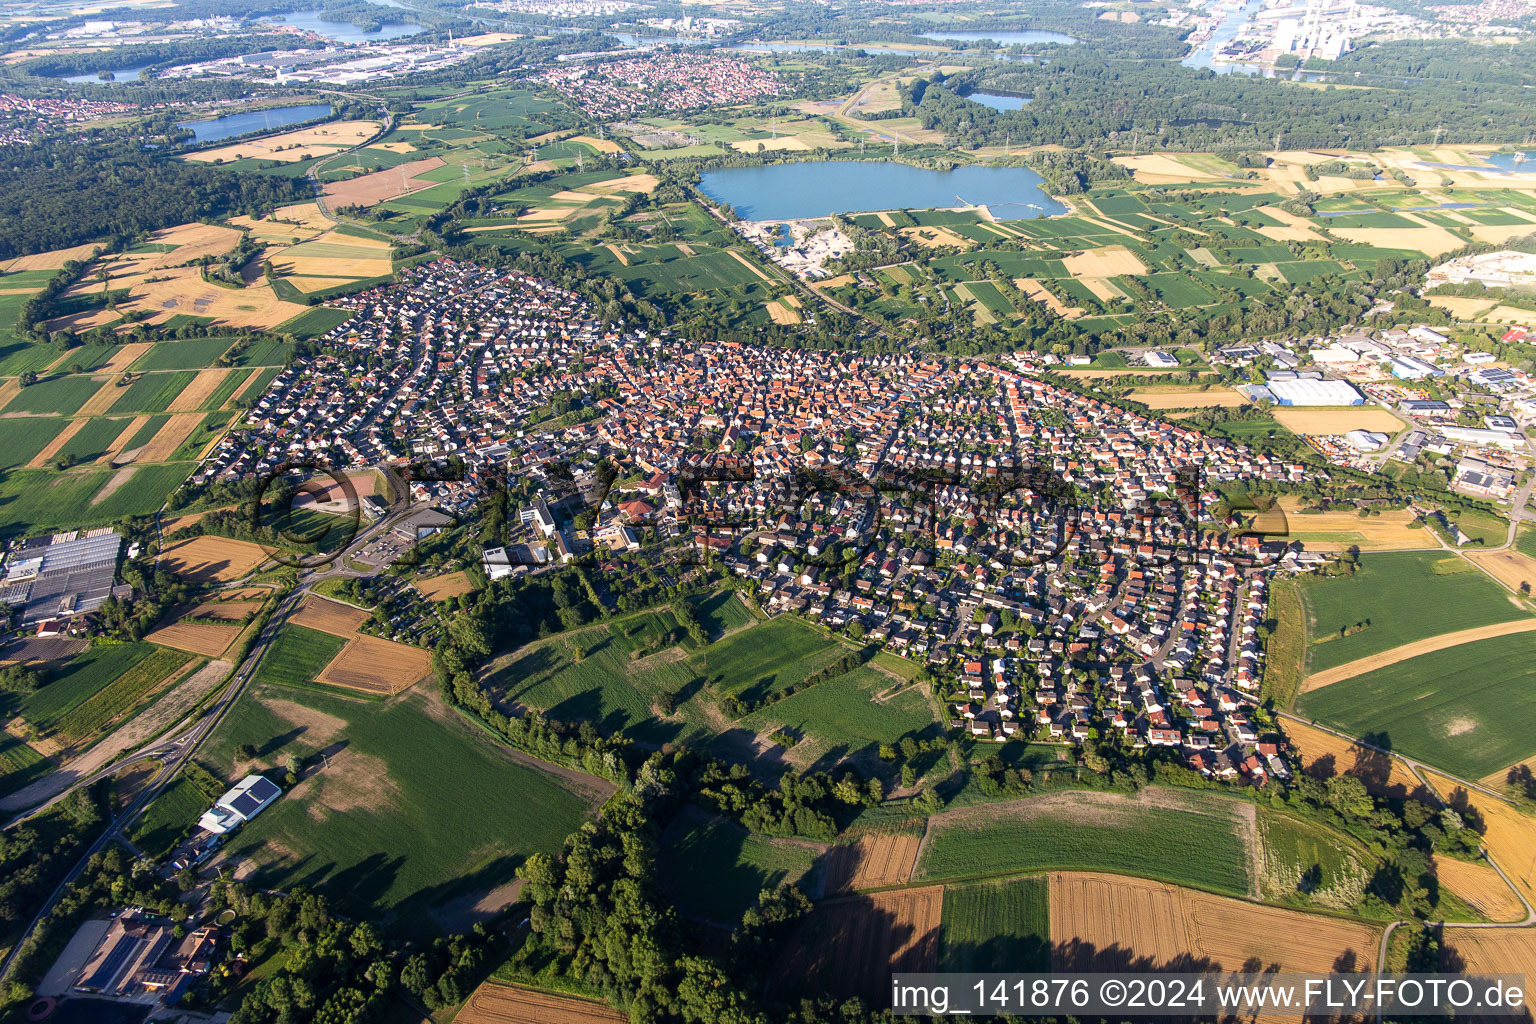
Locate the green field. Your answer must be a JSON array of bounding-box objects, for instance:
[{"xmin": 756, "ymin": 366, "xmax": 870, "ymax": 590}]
[
  {"xmin": 200, "ymin": 685, "xmax": 599, "ymax": 929},
  {"xmin": 50, "ymin": 647, "xmax": 192, "ymax": 742},
  {"xmin": 1296, "ymin": 630, "xmax": 1536, "ymax": 779},
  {"xmin": 938, "ymin": 877, "xmax": 1050, "ymax": 973},
  {"xmin": 252, "ymin": 624, "xmax": 347, "ymax": 688},
  {"xmin": 128, "ymin": 338, "xmax": 236, "ymax": 371},
  {"xmin": 914, "ymin": 789, "xmax": 1253, "ymax": 896},
  {"xmin": 277, "ymin": 306, "xmax": 356, "ymax": 338},
  {"xmin": 657, "ymin": 807, "xmax": 824, "ymax": 925},
  {"xmin": 11, "ymin": 642, "xmax": 162, "ymax": 733},
  {"xmin": 1301, "ymin": 551, "xmax": 1531, "ymax": 673},
  {"xmin": 107, "ymin": 370, "xmax": 195, "ymax": 415},
  {"xmin": 0, "ymin": 416, "xmax": 68, "ymax": 471},
  {"xmin": 738, "ymin": 667, "xmax": 937, "ymax": 765},
  {"xmin": 1256, "ymin": 809, "xmax": 1374, "ymax": 910},
  {"xmin": 130, "ymin": 770, "xmax": 214, "ymax": 858},
  {"xmin": 5, "ymin": 375, "xmax": 103, "ymax": 416},
  {"xmin": 693, "ymin": 615, "xmax": 850, "ymax": 703}
]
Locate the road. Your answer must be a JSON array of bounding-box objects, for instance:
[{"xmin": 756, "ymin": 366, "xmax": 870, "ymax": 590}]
[{"xmin": 0, "ymin": 492, "xmax": 423, "ymax": 986}]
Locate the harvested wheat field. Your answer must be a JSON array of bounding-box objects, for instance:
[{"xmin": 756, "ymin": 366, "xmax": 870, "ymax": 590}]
[
  {"xmin": 1130, "ymin": 388, "xmax": 1248, "ymax": 409},
  {"xmin": 26, "ymin": 419, "xmax": 88, "ymax": 469},
  {"xmin": 74, "ymin": 375, "xmax": 127, "ymax": 417},
  {"xmin": 270, "ymin": 230, "xmax": 393, "ymax": 280},
  {"xmin": 585, "ymin": 173, "xmax": 658, "ymax": 194},
  {"xmin": 146, "ymin": 621, "xmax": 242, "ymax": 658},
  {"xmin": 1440, "ymin": 927, "xmax": 1536, "ymax": 980},
  {"xmin": 1284, "ymin": 719, "xmax": 1426, "ymax": 799},
  {"xmin": 901, "ymin": 226, "xmax": 973, "ymax": 249},
  {"xmin": 1114, "ymin": 154, "xmax": 1233, "ymax": 183},
  {"xmin": 165, "ymin": 368, "xmax": 233, "ymax": 413},
  {"xmin": 1433, "ymin": 856, "xmax": 1526, "ymax": 923},
  {"xmin": 1272, "ymin": 406, "xmax": 1404, "ymax": 435},
  {"xmin": 290, "ymin": 595, "xmax": 371, "ymax": 637},
  {"xmin": 1301, "ymin": 620, "xmax": 1536, "ymax": 692},
  {"xmin": 1050, "ymin": 872, "xmax": 1380, "ymax": 974},
  {"xmin": 134, "ymin": 413, "xmax": 208, "ymax": 464},
  {"xmin": 1483, "ymin": 754, "xmax": 1536, "ymax": 793},
  {"xmin": 322, "ymin": 156, "xmax": 447, "ymax": 207},
  {"xmin": 1015, "ymin": 278, "xmax": 1083, "ymax": 318},
  {"xmin": 184, "ymin": 600, "xmax": 261, "ymax": 621},
  {"xmin": 158, "ymin": 536, "xmax": 272, "ymax": 583},
  {"xmin": 100, "ymin": 342, "xmax": 152, "ymax": 373},
  {"xmin": 1063, "ymin": 245, "xmax": 1147, "ymax": 277},
  {"xmin": 145, "ymin": 222, "xmax": 243, "ymax": 266},
  {"xmin": 765, "ymin": 298, "xmax": 802, "ymax": 324},
  {"xmin": 1332, "ymin": 225, "xmax": 1464, "ymax": 258},
  {"xmin": 452, "ymin": 982, "xmax": 625, "ymax": 1024},
  {"xmin": 107, "ymin": 266, "xmax": 308, "ymax": 330},
  {"xmin": 1253, "ymin": 206, "xmax": 1326, "ymax": 242},
  {"xmin": 186, "ymin": 120, "xmax": 380, "ymax": 164},
  {"xmin": 316, "ymin": 634, "xmax": 433, "ymax": 695},
  {"xmin": 1423, "ymin": 769, "xmax": 1536, "ymax": 906},
  {"xmin": 414, "ymin": 571, "xmax": 476, "ymax": 602},
  {"xmin": 731, "ymin": 136, "xmax": 810, "ymax": 153},
  {"xmin": 771, "ymin": 886, "xmax": 943, "ymax": 1004},
  {"xmin": 0, "ymin": 242, "xmax": 103, "ymax": 272},
  {"xmin": 1469, "ymin": 549, "xmax": 1536, "ymax": 594},
  {"xmin": 1277, "ymin": 497, "xmax": 1427, "ymax": 552},
  {"xmin": 824, "ymin": 825, "xmax": 924, "ymax": 893}
]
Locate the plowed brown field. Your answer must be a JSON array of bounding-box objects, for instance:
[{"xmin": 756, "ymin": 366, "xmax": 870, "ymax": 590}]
[
  {"xmin": 452, "ymin": 982, "xmax": 625, "ymax": 1024},
  {"xmin": 771, "ymin": 886, "xmax": 942, "ymax": 1005},
  {"xmin": 1049, "ymin": 872, "xmax": 1380, "ymax": 974},
  {"xmin": 824, "ymin": 825, "xmax": 924, "ymax": 892}
]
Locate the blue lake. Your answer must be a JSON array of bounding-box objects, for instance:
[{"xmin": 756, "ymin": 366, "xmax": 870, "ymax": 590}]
[
  {"xmin": 919, "ymin": 29, "xmax": 1078, "ymax": 46},
  {"xmin": 61, "ymin": 63, "xmax": 154, "ymax": 83},
  {"xmin": 178, "ymin": 103, "xmax": 333, "ymax": 144},
  {"xmin": 965, "ymin": 91, "xmax": 1030, "ymax": 111},
  {"xmin": 270, "ymin": 10, "xmax": 423, "ymax": 42},
  {"xmin": 699, "ymin": 161, "xmax": 1066, "ymax": 221},
  {"xmin": 1482, "ymin": 151, "xmax": 1536, "ymax": 173}
]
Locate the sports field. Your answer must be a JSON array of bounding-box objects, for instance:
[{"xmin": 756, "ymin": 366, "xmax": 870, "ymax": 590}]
[
  {"xmin": 1296, "ymin": 630, "xmax": 1536, "ymax": 779},
  {"xmin": 1299, "ymin": 551, "xmax": 1531, "ymax": 674},
  {"xmin": 913, "ymin": 789, "xmax": 1254, "ymax": 897},
  {"xmin": 201, "ymin": 684, "xmax": 603, "ymax": 928}
]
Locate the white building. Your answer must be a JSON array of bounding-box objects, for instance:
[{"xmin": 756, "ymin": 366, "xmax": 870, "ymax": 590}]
[
  {"xmin": 1264, "ymin": 377, "xmax": 1364, "ymax": 406},
  {"xmin": 198, "ymin": 775, "xmax": 282, "ymax": 835}
]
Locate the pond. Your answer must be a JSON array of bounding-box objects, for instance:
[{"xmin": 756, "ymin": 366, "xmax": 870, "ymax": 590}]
[
  {"xmin": 919, "ymin": 29, "xmax": 1079, "ymax": 46},
  {"xmin": 269, "ymin": 10, "xmax": 423, "ymax": 42},
  {"xmin": 965, "ymin": 91, "xmax": 1030, "ymax": 111},
  {"xmin": 698, "ymin": 160, "xmax": 1067, "ymax": 221},
  {"xmin": 1481, "ymin": 151, "xmax": 1536, "ymax": 174},
  {"xmin": 178, "ymin": 103, "xmax": 334, "ymax": 144},
  {"xmin": 60, "ymin": 63, "xmax": 154, "ymax": 83}
]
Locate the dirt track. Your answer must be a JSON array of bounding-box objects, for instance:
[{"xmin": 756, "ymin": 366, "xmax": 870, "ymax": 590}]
[{"xmin": 1300, "ymin": 619, "xmax": 1536, "ymax": 692}]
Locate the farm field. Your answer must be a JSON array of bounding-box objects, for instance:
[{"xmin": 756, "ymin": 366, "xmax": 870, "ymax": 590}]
[
  {"xmin": 913, "ymin": 788, "xmax": 1254, "ymax": 897},
  {"xmin": 1423, "ymin": 768, "xmax": 1536, "ymax": 906},
  {"xmin": 1271, "ymin": 406, "xmax": 1405, "ymax": 435},
  {"xmin": 316, "ymin": 634, "xmax": 433, "ymax": 696},
  {"xmin": 8, "ymin": 641, "xmax": 160, "ymax": 734},
  {"xmin": 824, "ymin": 822, "xmax": 924, "ymax": 893},
  {"xmin": 202, "ymin": 684, "xmax": 603, "ymax": 929},
  {"xmin": 157, "ymin": 535, "xmax": 272, "ymax": 583},
  {"xmin": 1276, "ymin": 497, "xmax": 1428, "ymax": 552},
  {"xmin": 938, "ymin": 876, "xmax": 1050, "ymax": 973},
  {"xmin": 185, "ymin": 120, "xmax": 381, "ymax": 164},
  {"xmin": 289, "ymin": 596, "xmax": 371, "ymax": 636},
  {"xmin": 1301, "ymin": 619, "xmax": 1536, "ymax": 692},
  {"xmin": 1468, "ymin": 548, "xmax": 1536, "ymax": 594},
  {"xmin": 1282, "ymin": 718, "xmax": 1426, "ymax": 799},
  {"xmin": 1298, "ymin": 551, "xmax": 1531, "ymax": 675},
  {"xmin": 252, "ymin": 624, "xmax": 348, "ymax": 689},
  {"xmin": 1440, "ymin": 925, "xmax": 1536, "ymax": 980},
  {"xmin": 1432, "ymin": 856, "xmax": 1526, "ymax": 923},
  {"xmin": 1048, "ymin": 872, "xmax": 1380, "ymax": 974},
  {"xmin": 129, "ymin": 771, "xmax": 213, "ymax": 859},
  {"xmin": 414, "ymin": 570, "xmax": 476, "ymax": 601},
  {"xmin": 692, "ymin": 615, "xmax": 851, "ymax": 703},
  {"xmin": 452, "ymin": 982, "xmax": 626, "ymax": 1024},
  {"xmin": 736, "ymin": 667, "xmax": 938, "ymax": 769},
  {"xmin": 657, "ymin": 807, "xmax": 825, "ymax": 924},
  {"xmin": 1296, "ymin": 630, "xmax": 1536, "ymax": 780},
  {"xmin": 770, "ymin": 886, "xmax": 943, "ymax": 1004}
]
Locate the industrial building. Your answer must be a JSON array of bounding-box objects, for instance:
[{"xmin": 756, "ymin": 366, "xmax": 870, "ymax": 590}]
[
  {"xmin": 1, "ymin": 529, "xmax": 125, "ymax": 626},
  {"xmin": 198, "ymin": 774, "xmax": 282, "ymax": 835},
  {"xmin": 1251, "ymin": 375, "xmax": 1364, "ymax": 406}
]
